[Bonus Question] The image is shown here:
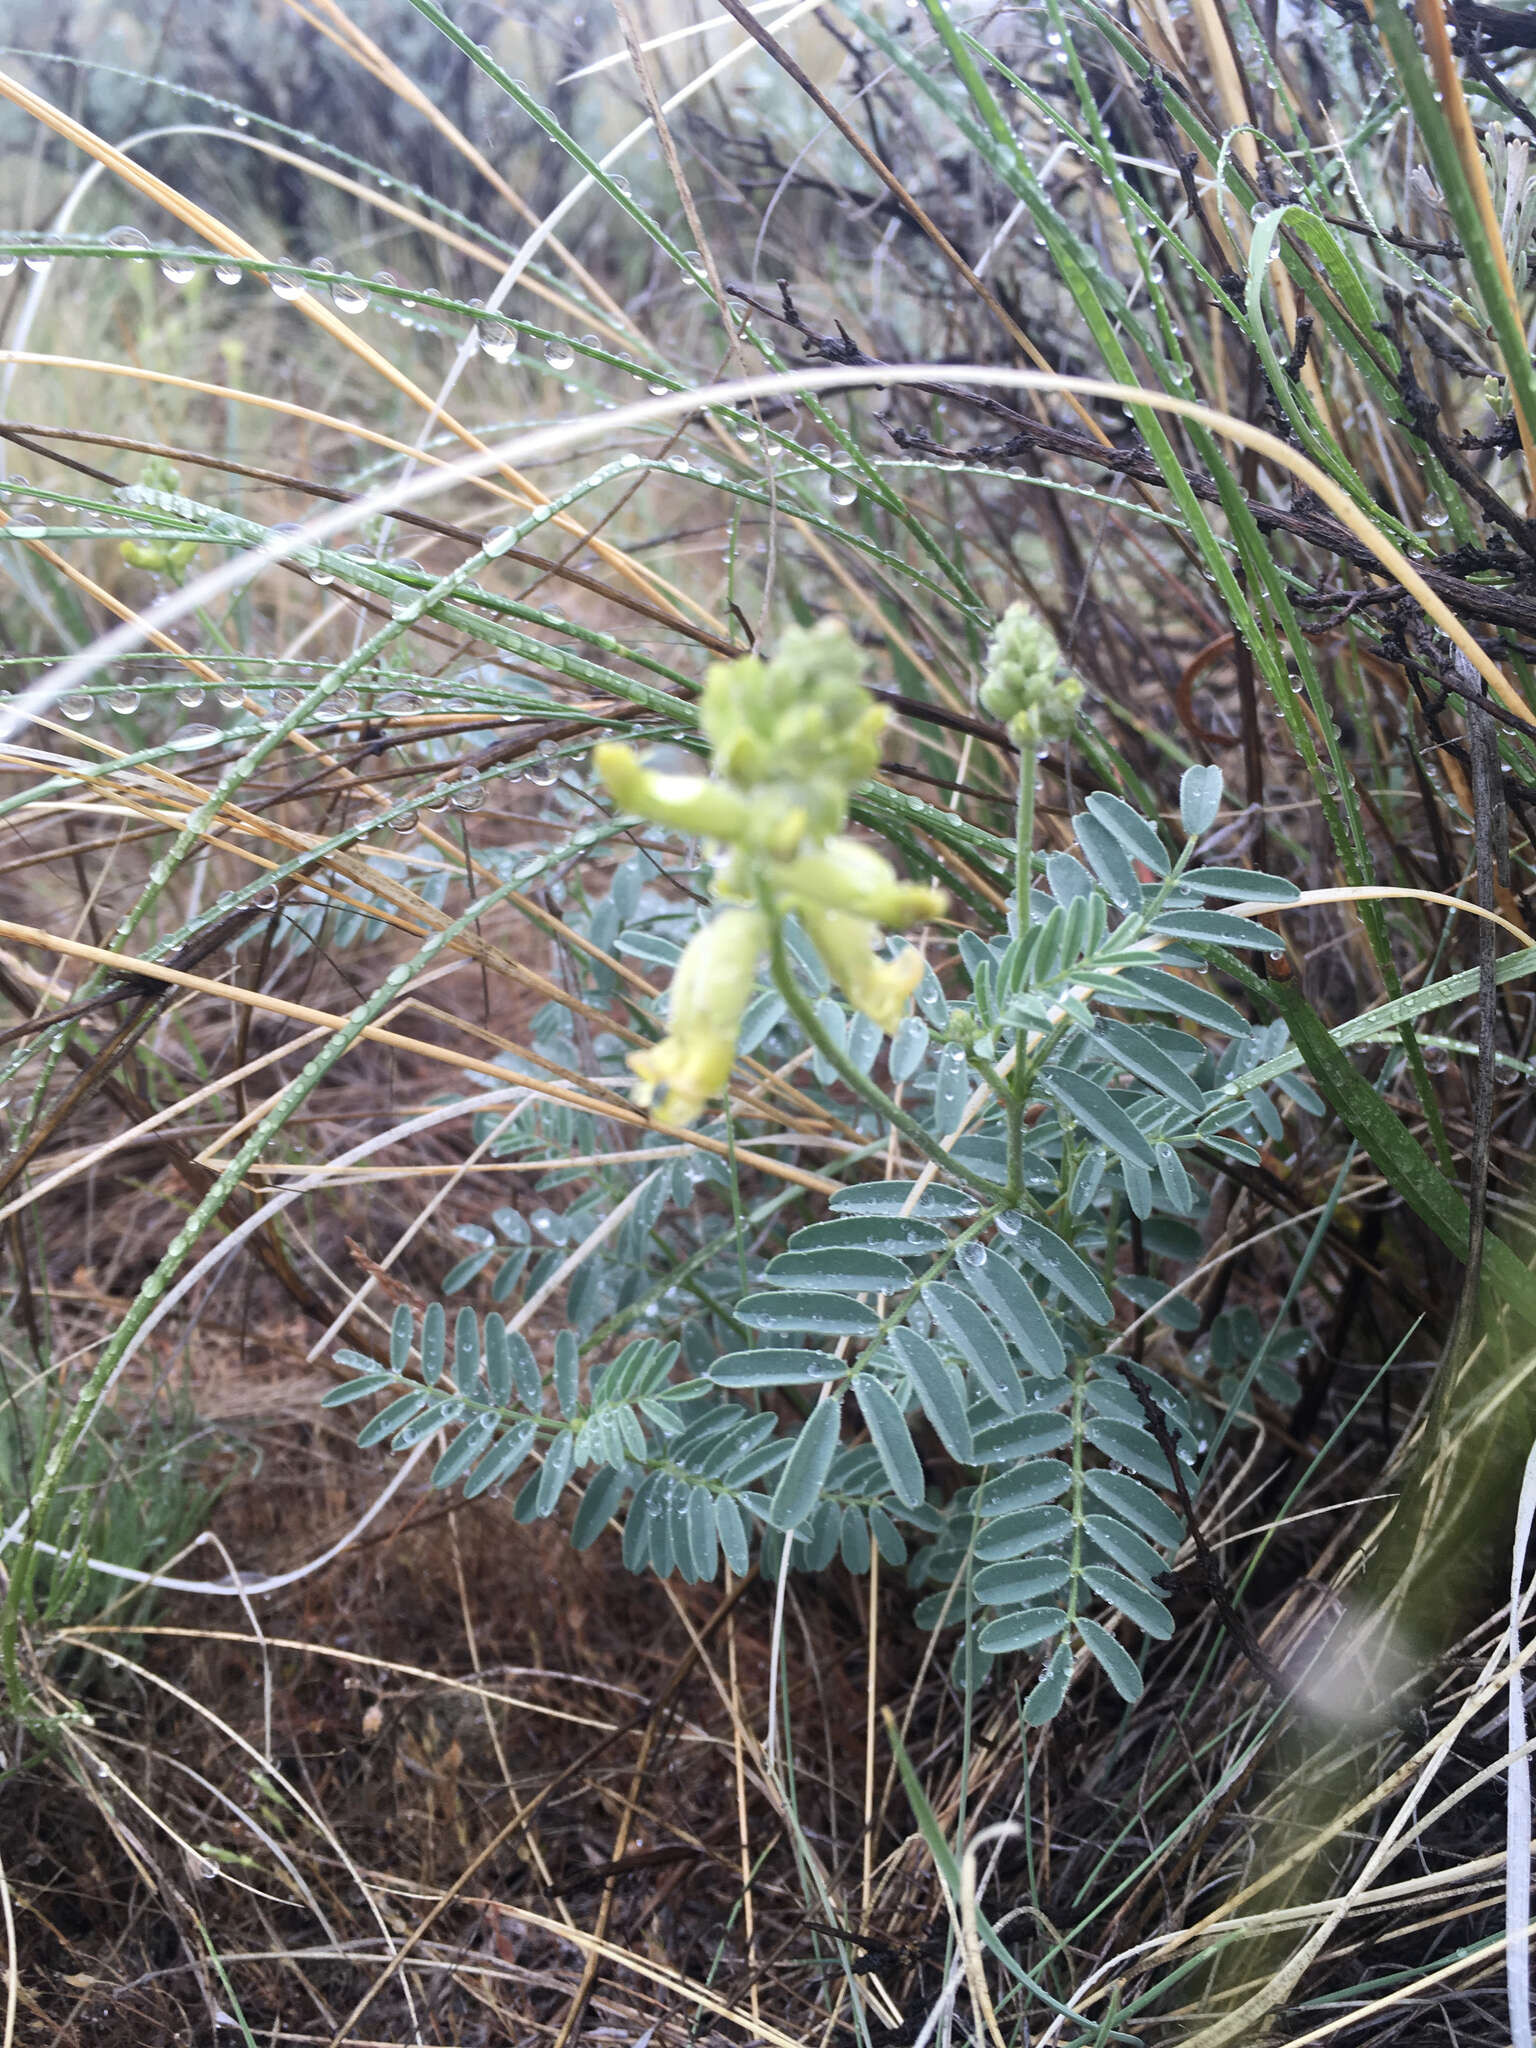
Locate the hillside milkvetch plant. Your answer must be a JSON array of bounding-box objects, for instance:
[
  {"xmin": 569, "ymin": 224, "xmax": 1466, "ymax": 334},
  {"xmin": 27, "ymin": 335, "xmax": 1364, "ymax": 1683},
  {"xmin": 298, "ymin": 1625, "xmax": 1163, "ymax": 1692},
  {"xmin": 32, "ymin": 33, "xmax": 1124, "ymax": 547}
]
[{"xmin": 594, "ymin": 619, "xmax": 947, "ymax": 1126}]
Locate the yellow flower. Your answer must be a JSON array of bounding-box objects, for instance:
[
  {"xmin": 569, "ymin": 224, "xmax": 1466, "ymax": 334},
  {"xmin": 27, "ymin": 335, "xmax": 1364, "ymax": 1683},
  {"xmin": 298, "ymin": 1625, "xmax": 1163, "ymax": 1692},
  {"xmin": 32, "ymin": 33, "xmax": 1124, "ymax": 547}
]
[
  {"xmin": 800, "ymin": 906, "xmax": 926, "ymax": 1034},
  {"xmin": 593, "ymin": 741, "xmax": 759, "ymax": 845},
  {"xmin": 774, "ymin": 837, "xmax": 947, "ymax": 928},
  {"xmin": 628, "ymin": 907, "xmax": 767, "ymax": 1126}
]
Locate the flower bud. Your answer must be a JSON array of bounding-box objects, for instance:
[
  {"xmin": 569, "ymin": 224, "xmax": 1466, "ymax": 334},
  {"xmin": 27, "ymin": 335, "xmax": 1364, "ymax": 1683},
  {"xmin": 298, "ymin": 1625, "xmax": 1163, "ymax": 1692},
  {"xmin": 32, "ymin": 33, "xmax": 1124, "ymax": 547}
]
[{"xmin": 978, "ymin": 601, "xmax": 1083, "ymax": 745}]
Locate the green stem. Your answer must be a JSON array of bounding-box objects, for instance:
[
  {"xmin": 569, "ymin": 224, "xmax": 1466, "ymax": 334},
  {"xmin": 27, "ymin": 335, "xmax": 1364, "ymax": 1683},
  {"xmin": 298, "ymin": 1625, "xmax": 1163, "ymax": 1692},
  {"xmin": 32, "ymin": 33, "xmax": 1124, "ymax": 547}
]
[
  {"xmin": 1015, "ymin": 739, "xmax": 1037, "ymax": 935},
  {"xmin": 765, "ymin": 917, "xmax": 1006, "ymax": 1202}
]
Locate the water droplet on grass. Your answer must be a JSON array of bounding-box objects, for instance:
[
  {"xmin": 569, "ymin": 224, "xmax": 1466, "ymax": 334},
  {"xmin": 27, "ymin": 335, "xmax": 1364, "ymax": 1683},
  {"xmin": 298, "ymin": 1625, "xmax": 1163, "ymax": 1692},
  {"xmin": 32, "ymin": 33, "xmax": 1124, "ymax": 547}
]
[
  {"xmin": 543, "ymin": 337, "xmax": 575, "ymax": 371},
  {"xmin": 108, "ymin": 684, "xmax": 140, "ymax": 714},
  {"xmin": 214, "ymin": 261, "xmax": 242, "ymax": 285},
  {"xmin": 160, "ymin": 253, "xmax": 197, "ymax": 285},
  {"xmin": 60, "ymin": 692, "xmax": 93, "ymax": 722},
  {"xmin": 168, "ymin": 722, "xmax": 220, "ymax": 753},
  {"xmin": 479, "ymin": 320, "xmax": 517, "ymax": 363},
  {"xmin": 107, "ymin": 225, "xmax": 149, "ymax": 251},
  {"xmin": 270, "ymin": 270, "xmax": 304, "ymax": 301},
  {"xmin": 484, "ymin": 524, "xmax": 516, "ymax": 557},
  {"xmin": 176, "ymin": 684, "xmax": 205, "ymax": 709},
  {"xmin": 331, "ymin": 273, "xmax": 370, "ymax": 315}
]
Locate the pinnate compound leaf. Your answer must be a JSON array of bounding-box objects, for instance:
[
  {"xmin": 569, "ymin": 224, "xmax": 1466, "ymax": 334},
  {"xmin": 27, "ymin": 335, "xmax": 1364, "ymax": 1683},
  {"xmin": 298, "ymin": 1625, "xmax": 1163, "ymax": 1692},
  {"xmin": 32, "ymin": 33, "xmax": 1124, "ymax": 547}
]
[
  {"xmin": 974, "ymin": 1505, "xmax": 1073, "ymax": 1561},
  {"xmin": 739, "ymin": 1290, "xmax": 881, "ymax": 1338},
  {"xmin": 357, "ymin": 1392, "xmax": 429, "ymax": 1448},
  {"xmin": 1150, "ymin": 907, "xmax": 1285, "ymax": 953},
  {"xmin": 1082, "ymin": 1564, "xmax": 1174, "ymax": 1638},
  {"xmin": 390, "ymin": 1302, "xmax": 413, "ymax": 1374},
  {"xmin": 1085, "ymin": 791, "xmax": 1169, "ymax": 876},
  {"xmin": 463, "ymin": 1419, "xmax": 537, "ymax": 1499},
  {"xmin": 924, "ymin": 1282, "xmax": 1025, "ymax": 1413},
  {"xmin": 767, "ymin": 1394, "xmax": 844, "ymax": 1531},
  {"xmin": 1183, "ymin": 866, "xmax": 1299, "ymax": 903},
  {"xmin": 534, "ymin": 1431, "xmax": 576, "ymax": 1518},
  {"xmin": 1082, "ymin": 1468, "xmax": 1184, "ymax": 1547},
  {"xmin": 1084, "ymin": 1416, "xmax": 1178, "ymax": 1486},
  {"xmin": 1007, "ymin": 1218, "xmax": 1113, "ymax": 1323},
  {"xmin": 887, "ymin": 1327, "xmax": 972, "ymax": 1461},
  {"xmin": 1077, "ymin": 1617, "xmax": 1144, "ymax": 1702},
  {"xmin": 572, "ymin": 1463, "xmax": 629, "ymax": 1548},
  {"xmin": 1095, "ymin": 1019, "xmax": 1208, "ymax": 1116},
  {"xmin": 1023, "ymin": 1640, "xmax": 1074, "ymax": 1725},
  {"xmin": 1042, "ymin": 1069, "xmax": 1158, "ymax": 1169},
  {"xmin": 1081, "ymin": 1513, "xmax": 1169, "ymax": 1588},
  {"xmin": 1073, "ymin": 812, "xmax": 1141, "ymax": 909},
  {"xmin": 854, "ymin": 1376, "xmax": 925, "ymax": 1507},
  {"xmin": 420, "ymin": 1302, "xmax": 446, "ymax": 1385},
  {"xmin": 974, "ymin": 1556, "xmax": 1070, "ymax": 1605},
  {"xmin": 1180, "ymin": 763, "xmax": 1223, "ymax": 837},
  {"xmin": 977, "ymin": 1460, "xmax": 1071, "ymax": 1514},
  {"xmin": 964, "ymin": 1249, "xmax": 1066, "ymax": 1378},
  {"xmin": 323, "ymin": 1372, "xmax": 396, "ymax": 1407},
  {"xmin": 766, "ymin": 1248, "xmax": 910, "ymax": 1293},
  {"xmin": 978, "ymin": 1606, "xmax": 1069, "ymax": 1654},
  {"xmin": 432, "ymin": 1413, "xmax": 498, "ymax": 1490},
  {"xmin": 710, "ymin": 1347, "xmax": 839, "ymax": 1387}
]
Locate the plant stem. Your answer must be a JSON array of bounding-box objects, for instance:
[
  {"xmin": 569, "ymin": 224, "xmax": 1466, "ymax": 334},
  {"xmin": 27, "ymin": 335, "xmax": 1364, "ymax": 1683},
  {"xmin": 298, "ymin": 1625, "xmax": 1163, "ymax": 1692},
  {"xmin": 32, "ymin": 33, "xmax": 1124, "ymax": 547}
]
[
  {"xmin": 765, "ymin": 917, "xmax": 1006, "ymax": 1202},
  {"xmin": 1015, "ymin": 739, "xmax": 1037, "ymax": 934}
]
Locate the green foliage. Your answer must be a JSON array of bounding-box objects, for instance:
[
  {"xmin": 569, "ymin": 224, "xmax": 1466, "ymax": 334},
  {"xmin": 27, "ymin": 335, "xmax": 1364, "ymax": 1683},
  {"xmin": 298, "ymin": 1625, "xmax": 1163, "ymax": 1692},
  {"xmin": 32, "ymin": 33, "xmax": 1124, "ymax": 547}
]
[{"xmin": 330, "ymin": 761, "xmax": 1319, "ymax": 1714}]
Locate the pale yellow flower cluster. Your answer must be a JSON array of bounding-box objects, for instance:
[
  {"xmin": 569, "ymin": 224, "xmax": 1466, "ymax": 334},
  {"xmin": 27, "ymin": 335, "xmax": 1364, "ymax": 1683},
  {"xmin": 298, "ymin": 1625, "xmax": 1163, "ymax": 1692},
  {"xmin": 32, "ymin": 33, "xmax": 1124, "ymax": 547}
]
[{"xmin": 594, "ymin": 621, "xmax": 946, "ymax": 1126}]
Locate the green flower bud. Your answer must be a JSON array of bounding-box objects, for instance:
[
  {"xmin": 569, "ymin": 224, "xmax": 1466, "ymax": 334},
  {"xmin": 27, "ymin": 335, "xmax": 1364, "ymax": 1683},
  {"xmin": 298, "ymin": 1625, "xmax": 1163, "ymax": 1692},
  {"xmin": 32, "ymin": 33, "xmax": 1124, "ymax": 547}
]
[
  {"xmin": 119, "ymin": 456, "xmax": 200, "ymax": 575},
  {"xmin": 699, "ymin": 619, "xmax": 885, "ymax": 836},
  {"xmin": 978, "ymin": 601, "xmax": 1084, "ymax": 745}
]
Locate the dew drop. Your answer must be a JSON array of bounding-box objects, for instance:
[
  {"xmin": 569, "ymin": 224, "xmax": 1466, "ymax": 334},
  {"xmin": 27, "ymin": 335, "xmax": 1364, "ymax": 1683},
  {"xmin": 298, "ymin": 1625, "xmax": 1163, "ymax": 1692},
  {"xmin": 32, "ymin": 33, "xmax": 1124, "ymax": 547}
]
[
  {"xmin": 0, "ymin": 254, "xmax": 16, "ymax": 280},
  {"xmin": 214, "ymin": 260, "xmax": 242, "ymax": 286},
  {"xmin": 23, "ymin": 244, "xmax": 54, "ymax": 274},
  {"xmin": 216, "ymin": 685, "xmax": 245, "ymax": 709},
  {"xmin": 270, "ymin": 269, "xmax": 305, "ymax": 301},
  {"xmin": 478, "ymin": 320, "xmax": 517, "ymax": 364},
  {"xmin": 232, "ymin": 111, "xmax": 250, "ymax": 128},
  {"xmin": 647, "ymin": 380, "xmax": 669, "ymax": 395},
  {"xmin": 168, "ymin": 722, "xmax": 220, "ymax": 753},
  {"xmin": 957, "ymin": 1240, "xmax": 986, "ymax": 1268},
  {"xmin": 108, "ymin": 684, "xmax": 140, "ymax": 714},
  {"xmin": 393, "ymin": 808, "xmax": 418, "ymax": 831},
  {"xmin": 159, "ymin": 253, "xmax": 197, "ymax": 285},
  {"xmin": 8, "ymin": 503, "xmax": 45, "ymax": 538},
  {"xmin": 994, "ymin": 1211, "xmax": 1023, "ymax": 1237},
  {"xmin": 450, "ymin": 779, "xmax": 486, "ymax": 811},
  {"xmin": 331, "ymin": 273, "xmax": 370, "ymax": 315},
  {"xmin": 611, "ymin": 173, "xmax": 631, "ymax": 195},
  {"xmin": 60, "ymin": 692, "xmax": 93, "ymax": 722},
  {"xmin": 484, "ymin": 524, "xmax": 516, "ymax": 557},
  {"xmin": 543, "ymin": 337, "xmax": 575, "ymax": 371},
  {"xmin": 827, "ymin": 468, "xmax": 859, "ymax": 508},
  {"xmin": 176, "ymin": 684, "xmax": 206, "ymax": 709},
  {"xmin": 107, "ymin": 225, "xmax": 150, "ymax": 252}
]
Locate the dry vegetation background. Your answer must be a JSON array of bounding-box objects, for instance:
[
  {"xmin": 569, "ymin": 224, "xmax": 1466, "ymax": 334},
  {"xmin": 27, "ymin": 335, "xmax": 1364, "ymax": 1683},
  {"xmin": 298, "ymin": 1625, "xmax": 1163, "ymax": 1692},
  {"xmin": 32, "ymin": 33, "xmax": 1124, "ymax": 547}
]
[{"xmin": 2, "ymin": 0, "xmax": 1536, "ymax": 2043}]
